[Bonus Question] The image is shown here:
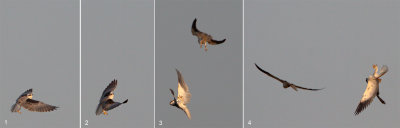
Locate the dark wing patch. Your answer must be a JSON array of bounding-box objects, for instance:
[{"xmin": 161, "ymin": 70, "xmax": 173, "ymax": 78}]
[
  {"xmin": 254, "ymin": 63, "xmax": 285, "ymax": 83},
  {"xmin": 209, "ymin": 38, "xmax": 226, "ymax": 45},
  {"xmin": 292, "ymin": 84, "xmax": 323, "ymax": 91},
  {"xmin": 103, "ymin": 99, "xmax": 127, "ymax": 111},
  {"xmin": 354, "ymin": 98, "xmax": 374, "ymax": 115},
  {"xmin": 170, "ymin": 88, "xmax": 176, "ymax": 97},
  {"xmin": 377, "ymin": 95, "xmax": 386, "ymax": 104},
  {"xmin": 21, "ymin": 99, "xmax": 58, "ymax": 112}
]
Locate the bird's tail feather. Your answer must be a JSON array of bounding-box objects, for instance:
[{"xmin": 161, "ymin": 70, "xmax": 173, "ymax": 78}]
[
  {"xmin": 11, "ymin": 103, "xmax": 21, "ymax": 112},
  {"xmin": 95, "ymin": 104, "xmax": 103, "ymax": 115}
]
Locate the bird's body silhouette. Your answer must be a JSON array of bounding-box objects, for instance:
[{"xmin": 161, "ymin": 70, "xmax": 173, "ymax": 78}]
[
  {"xmin": 255, "ymin": 63, "xmax": 323, "ymax": 91},
  {"xmin": 169, "ymin": 69, "xmax": 192, "ymax": 119},
  {"xmin": 96, "ymin": 79, "xmax": 128, "ymax": 115},
  {"xmin": 355, "ymin": 64, "xmax": 388, "ymax": 115},
  {"xmin": 191, "ymin": 18, "xmax": 226, "ymax": 51},
  {"xmin": 11, "ymin": 89, "xmax": 58, "ymax": 113}
]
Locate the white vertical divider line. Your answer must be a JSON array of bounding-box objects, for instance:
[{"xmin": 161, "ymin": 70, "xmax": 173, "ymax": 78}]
[
  {"xmin": 153, "ymin": 0, "xmax": 156, "ymax": 128},
  {"xmin": 79, "ymin": 0, "xmax": 82, "ymax": 127},
  {"xmin": 242, "ymin": 0, "xmax": 245, "ymax": 128}
]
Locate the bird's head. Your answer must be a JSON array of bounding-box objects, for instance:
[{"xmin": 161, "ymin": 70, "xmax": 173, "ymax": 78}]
[
  {"xmin": 27, "ymin": 93, "xmax": 33, "ymax": 99},
  {"xmin": 169, "ymin": 100, "xmax": 177, "ymax": 107},
  {"xmin": 108, "ymin": 92, "xmax": 114, "ymax": 99}
]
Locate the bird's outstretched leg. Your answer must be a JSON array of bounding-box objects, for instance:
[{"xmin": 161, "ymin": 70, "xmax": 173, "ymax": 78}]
[
  {"xmin": 200, "ymin": 39, "xmax": 205, "ymax": 48},
  {"xmin": 103, "ymin": 110, "xmax": 108, "ymax": 115},
  {"xmin": 204, "ymin": 43, "xmax": 208, "ymax": 51}
]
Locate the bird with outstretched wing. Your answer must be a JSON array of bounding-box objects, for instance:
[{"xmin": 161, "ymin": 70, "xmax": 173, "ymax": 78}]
[
  {"xmin": 169, "ymin": 69, "xmax": 192, "ymax": 119},
  {"xmin": 191, "ymin": 18, "xmax": 226, "ymax": 51},
  {"xmin": 11, "ymin": 89, "xmax": 58, "ymax": 114},
  {"xmin": 255, "ymin": 63, "xmax": 323, "ymax": 91},
  {"xmin": 96, "ymin": 79, "xmax": 128, "ymax": 115},
  {"xmin": 355, "ymin": 64, "xmax": 388, "ymax": 115}
]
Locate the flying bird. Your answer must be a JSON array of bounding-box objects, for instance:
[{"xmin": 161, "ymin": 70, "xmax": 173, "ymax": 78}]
[
  {"xmin": 96, "ymin": 79, "xmax": 128, "ymax": 115},
  {"xmin": 355, "ymin": 64, "xmax": 388, "ymax": 115},
  {"xmin": 255, "ymin": 63, "xmax": 323, "ymax": 91},
  {"xmin": 191, "ymin": 18, "xmax": 226, "ymax": 51},
  {"xmin": 11, "ymin": 89, "xmax": 58, "ymax": 113},
  {"xmin": 169, "ymin": 69, "xmax": 192, "ymax": 119}
]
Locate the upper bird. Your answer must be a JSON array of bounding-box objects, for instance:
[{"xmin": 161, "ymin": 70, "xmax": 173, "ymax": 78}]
[
  {"xmin": 255, "ymin": 63, "xmax": 323, "ymax": 91},
  {"xmin": 96, "ymin": 79, "xmax": 128, "ymax": 115},
  {"xmin": 11, "ymin": 89, "xmax": 58, "ymax": 113},
  {"xmin": 355, "ymin": 64, "xmax": 388, "ymax": 115},
  {"xmin": 191, "ymin": 18, "xmax": 226, "ymax": 51},
  {"xmin": 169, "ymin": 69, "xmax": 192, "ymax": 119}
]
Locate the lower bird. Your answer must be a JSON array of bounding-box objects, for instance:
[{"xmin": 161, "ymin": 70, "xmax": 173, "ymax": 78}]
[
  {"xmin": 96, "ymin": 79, "xmax": 128, "ymax": 115},
  {"xmin": 11, "ymin": 89, "xmax": 58, "ymax": 114},
  {"xmin": 355, "ymin": 64, "xmax": 388, "ymax": 115},
  {"xmin": 255, "ymin": 63, "xmax": 323, "ymax": 91},
  {"xmin": 169, "ymin": 69, "xmax": 192, "ymax": 119}
]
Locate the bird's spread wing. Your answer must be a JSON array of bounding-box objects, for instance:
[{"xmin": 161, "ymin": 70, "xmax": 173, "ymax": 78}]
[
  {"xmin": 191, "ymin": 18, "xmax": 201, "ymax": 36},
  {"xmin": 355, "ymin": 82, "xmax": 378, "ymax": 115},
  {"xmin": 292, "ymin": 84, "xmax": 323, "ymax": 91},
  {"xmin": 209, "ymin": 38, "xmax": 226, "ymax": 45},
  {"xmin": 103, "ymin": 99, "xmax": 128, "ymax": 111},
  {"xmin": 19, "ymin": 89, "xmax": 33, "ymax": 98},
  {"xmin": 377, "ymin": 95, "xmax": 386, "ymax": 104},
  {"xmin": 180, "ymin": 104, "xmax": 191, "ymax": 120},
  {"xmin": 290, "ymin": 85, "xmax": 298, "ymax": 91},
  {"xmin": 170, "ymin": 89, "xmax": 176, "ymax": 98},
  {"xmin": 21, "ymin": 99, "xmax": 58, "ymax": 112},
  {"xmin": 375, "ymin": 65, "xmax": 388, "ymax": 78},
  {"xmin": 101, "ymin": 79, "xmax": 118, "ymax": 100},
  {"xmin": 254, "ymin": 63, "xmax": 285, "ymax": 83},
  {"xmin": 176, "ymin": 69, "xmax": 191, "ymax": 104}
]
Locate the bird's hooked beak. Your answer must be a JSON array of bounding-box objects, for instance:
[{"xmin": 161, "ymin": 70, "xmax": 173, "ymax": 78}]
[{"xmin": 169, "ymin": 100, "xmax": 176, "ymax": 106}]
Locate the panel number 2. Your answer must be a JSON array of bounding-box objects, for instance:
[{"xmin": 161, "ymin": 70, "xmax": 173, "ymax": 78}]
[{"xmin": 84, "ymin": 120, "xmax": 89, "ymax": 126}]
